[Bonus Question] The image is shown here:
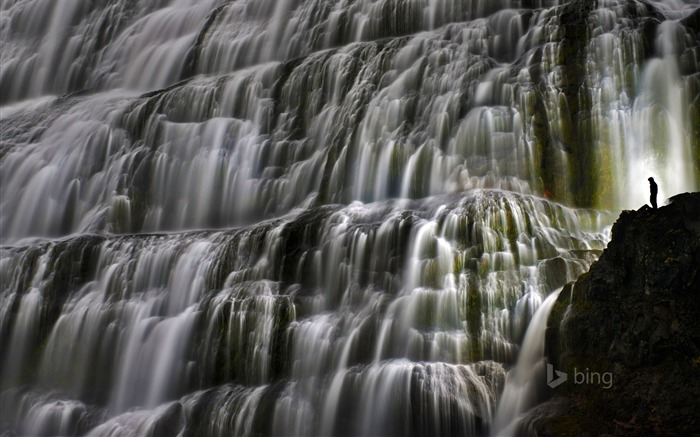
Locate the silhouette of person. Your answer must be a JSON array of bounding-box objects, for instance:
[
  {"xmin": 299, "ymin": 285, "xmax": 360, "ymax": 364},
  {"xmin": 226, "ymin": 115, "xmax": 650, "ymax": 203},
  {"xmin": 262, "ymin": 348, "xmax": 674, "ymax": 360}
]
[{"xmin": 648, "ymin": 177, "xmax": 658, "ymax": 209}]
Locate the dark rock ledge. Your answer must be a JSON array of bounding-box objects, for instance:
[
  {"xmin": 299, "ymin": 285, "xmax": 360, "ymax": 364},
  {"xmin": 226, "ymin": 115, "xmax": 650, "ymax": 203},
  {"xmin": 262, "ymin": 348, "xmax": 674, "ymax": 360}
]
[{"xmin": 521, "ymin": 192, "xmax": 700, "ymax": 436}]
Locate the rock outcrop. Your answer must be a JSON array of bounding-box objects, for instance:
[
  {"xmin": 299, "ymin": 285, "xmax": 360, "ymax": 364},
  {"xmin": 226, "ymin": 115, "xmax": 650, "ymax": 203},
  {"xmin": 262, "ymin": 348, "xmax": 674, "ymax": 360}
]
[{"xmin": 522, "ymin": 192, "xmax": 700, "ymax": 436}]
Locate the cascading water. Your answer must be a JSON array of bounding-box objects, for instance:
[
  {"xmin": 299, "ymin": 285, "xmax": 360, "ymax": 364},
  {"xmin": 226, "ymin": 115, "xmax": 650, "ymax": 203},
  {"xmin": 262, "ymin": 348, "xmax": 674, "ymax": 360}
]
[{"xmin": 1, "ymin": 0, "xmax": 697, "ymax": 436}]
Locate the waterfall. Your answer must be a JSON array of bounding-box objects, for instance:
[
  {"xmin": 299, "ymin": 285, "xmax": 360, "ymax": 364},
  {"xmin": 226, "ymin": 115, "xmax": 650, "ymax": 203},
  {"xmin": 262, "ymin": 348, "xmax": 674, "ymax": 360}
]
[
  {"xmin": 1, "ymin": 0, "xmax": 698, "ymax": 436},
  {"xmin": 492, "ymin": 287, "xmax": 562, "ymax": 435}
]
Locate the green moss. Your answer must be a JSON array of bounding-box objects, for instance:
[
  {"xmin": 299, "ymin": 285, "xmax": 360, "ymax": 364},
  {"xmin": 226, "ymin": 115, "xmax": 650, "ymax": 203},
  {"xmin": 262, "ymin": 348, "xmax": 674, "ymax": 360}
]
[
  {"xmin": 421, "ymin": 259, "xmax": 442, "ymax": 289},
  {"xmin": 413, "ymin": 291, "xmax": 437, "ymax": 329},
  {"xmin": 465, "ymin": 285, "xmax": 482, "ymax": 361},
  {"xmin": 388, "ymin": 141, "xmax": 408, "ymax": 196},
  {"xmin": 477, "ymin": 255, "xmax": 489, "ymax": 276},
  {"xmin": 407, "ymin": 143, "xmax": 433, "ymax": 198},
  {"xmin": 503, "ymin": 203, "xmax": 520, "ymax": 266},
  {"xmin": 533, "ymin": 95, "xmax": 566, "ymax": 203},
  {"xmin": 554, "ymin": 0, "xmax": 599, "ymax": 207},
  {"xmin": 453, "ymin": 216, "xmax": 469, "ymax": 248},
  {"xmin": 452, "ymin": 252, "xmax": 464, "ymax": 274}
]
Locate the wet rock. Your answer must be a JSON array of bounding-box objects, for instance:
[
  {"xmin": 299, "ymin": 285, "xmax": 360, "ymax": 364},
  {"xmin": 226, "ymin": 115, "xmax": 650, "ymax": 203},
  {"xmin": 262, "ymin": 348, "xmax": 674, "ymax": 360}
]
[{"xmin": 538, "ymin": 256, "xmax": 569, "ymax": 293}]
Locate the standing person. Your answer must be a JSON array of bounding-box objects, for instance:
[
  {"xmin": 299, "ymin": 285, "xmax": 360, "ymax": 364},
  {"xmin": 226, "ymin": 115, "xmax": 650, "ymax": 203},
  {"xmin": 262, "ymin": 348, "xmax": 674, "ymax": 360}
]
[{"xmin": 648, "ymin": 177, "xmax": 658, "ymax": 209}]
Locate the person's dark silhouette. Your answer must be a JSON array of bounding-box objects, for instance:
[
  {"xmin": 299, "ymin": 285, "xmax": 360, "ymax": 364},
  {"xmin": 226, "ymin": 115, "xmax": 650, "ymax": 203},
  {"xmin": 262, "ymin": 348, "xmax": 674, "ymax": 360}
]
[{"xmin": 648, "ymin": 177, "xmax": 658, "ymax": 209}]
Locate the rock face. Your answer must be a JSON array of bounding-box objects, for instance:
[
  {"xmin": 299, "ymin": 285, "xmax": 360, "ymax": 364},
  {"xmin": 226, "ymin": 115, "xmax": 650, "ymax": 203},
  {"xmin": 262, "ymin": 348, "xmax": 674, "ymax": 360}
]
[{"xmin": 524, "ymin": 192, "xmax": 700, "ymax": 436}]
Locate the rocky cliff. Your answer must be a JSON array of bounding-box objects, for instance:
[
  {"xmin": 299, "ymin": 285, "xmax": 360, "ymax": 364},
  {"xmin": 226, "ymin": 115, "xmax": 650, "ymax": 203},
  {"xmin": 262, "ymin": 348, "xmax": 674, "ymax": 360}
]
[{"xmin": 522, "ymin": 192, "xmax": 700, "ymax": 436}]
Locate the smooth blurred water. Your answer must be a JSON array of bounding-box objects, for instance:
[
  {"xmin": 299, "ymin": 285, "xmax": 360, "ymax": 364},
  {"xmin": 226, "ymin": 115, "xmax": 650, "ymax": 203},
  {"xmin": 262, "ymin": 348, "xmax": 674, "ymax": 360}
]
[{"xmin": 1, "ymin": 0, "xmax": 697, "ymax": 436}]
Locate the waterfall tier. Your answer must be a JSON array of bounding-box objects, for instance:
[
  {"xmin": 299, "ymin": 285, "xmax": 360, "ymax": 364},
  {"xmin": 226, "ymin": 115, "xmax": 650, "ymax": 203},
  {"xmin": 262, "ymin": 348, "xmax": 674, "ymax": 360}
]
[
  {"xmin": 1, "ymin": 0, "xmax": 698, "ymax": 435},
  {"xmin": 2, "ymin": 191, "xmax": 607, "ymax": 435}
]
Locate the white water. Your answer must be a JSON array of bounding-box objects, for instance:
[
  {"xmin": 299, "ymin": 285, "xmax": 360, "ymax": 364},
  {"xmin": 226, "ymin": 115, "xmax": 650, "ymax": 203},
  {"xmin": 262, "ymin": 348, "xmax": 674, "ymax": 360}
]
[
  {"xmin": 492, "ymin": 288, "xmax": 562, "ymax": 435},
  {"xmin": 1, "ymin": 0, "xmax": 698, "ymax": 436}
]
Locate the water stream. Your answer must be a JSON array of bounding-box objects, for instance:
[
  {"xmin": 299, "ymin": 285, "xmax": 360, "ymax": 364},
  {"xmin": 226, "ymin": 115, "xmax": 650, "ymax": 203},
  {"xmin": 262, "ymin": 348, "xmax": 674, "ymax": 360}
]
[{"xmin": 1, "ymin": 0, "xmax": 698, "ymax": 435}]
